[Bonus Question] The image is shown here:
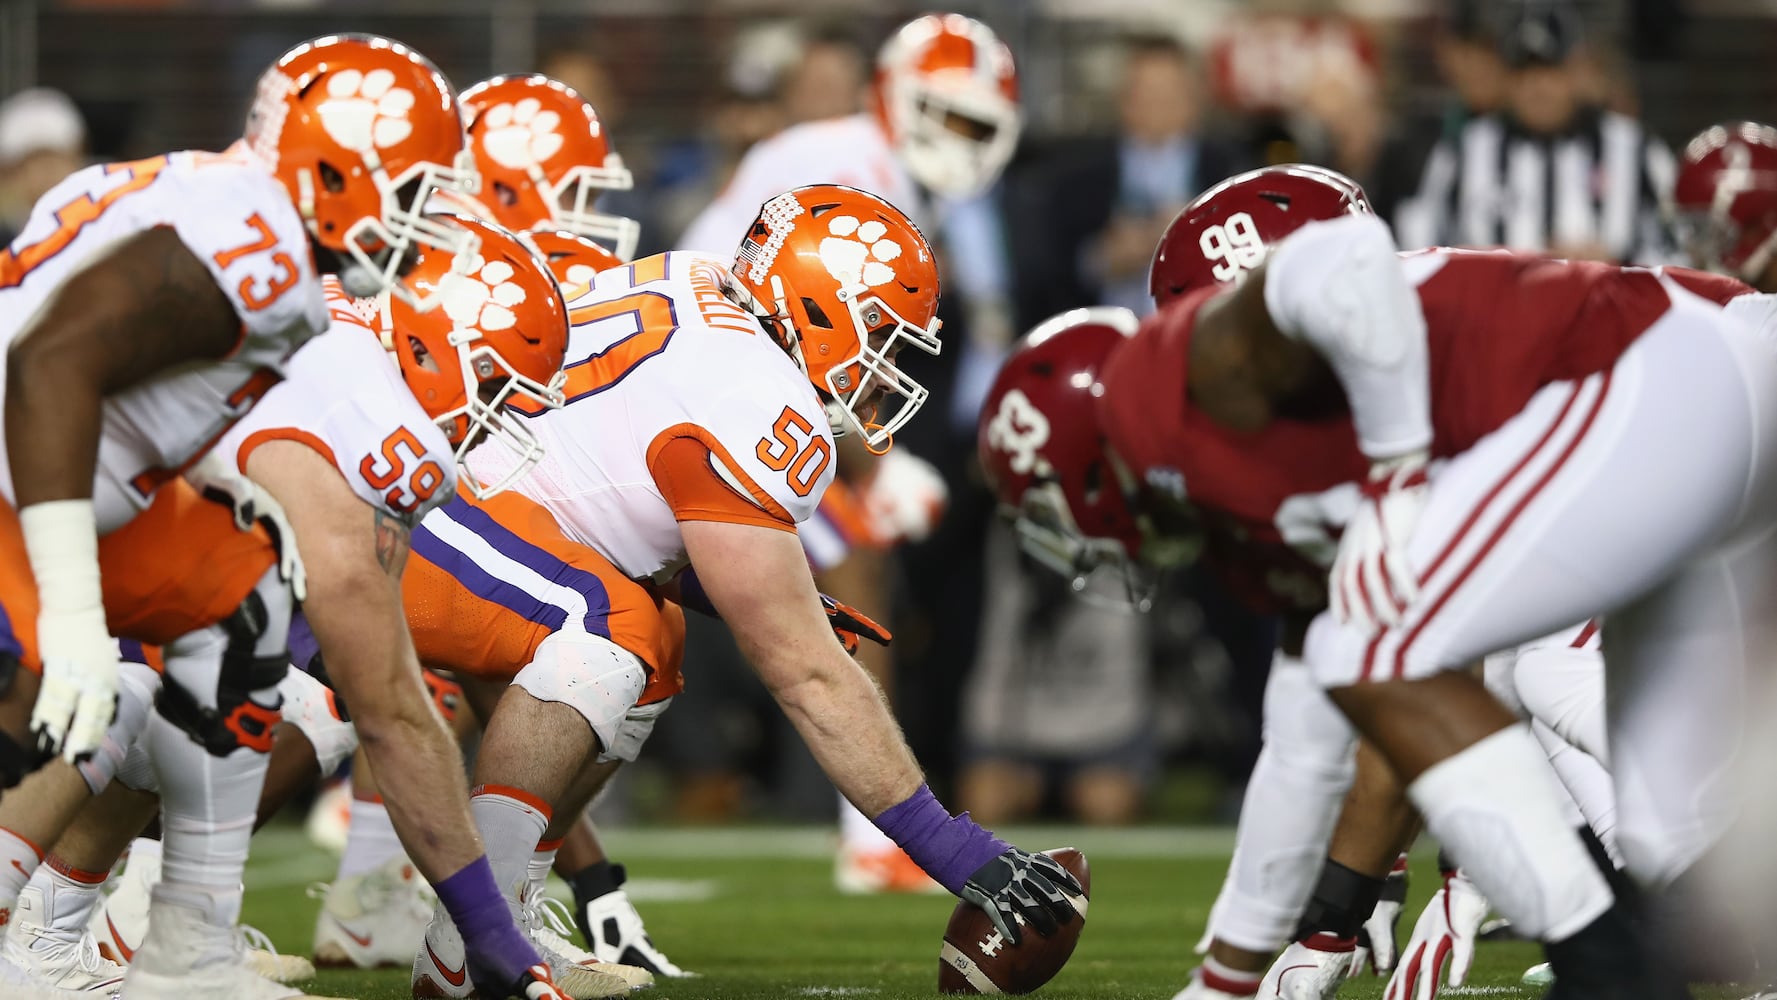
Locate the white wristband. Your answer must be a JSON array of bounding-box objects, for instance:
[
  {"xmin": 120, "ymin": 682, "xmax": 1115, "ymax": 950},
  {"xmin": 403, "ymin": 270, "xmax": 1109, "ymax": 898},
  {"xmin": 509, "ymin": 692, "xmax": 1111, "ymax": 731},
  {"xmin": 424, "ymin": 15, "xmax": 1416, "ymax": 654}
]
[
  {"xmin": 20, "ymin": 499, "xmax": 104, "ymax": 618},
  {"xmin": 1263, "ymin": 214, "xmax": 1433, "ymax": 459}
]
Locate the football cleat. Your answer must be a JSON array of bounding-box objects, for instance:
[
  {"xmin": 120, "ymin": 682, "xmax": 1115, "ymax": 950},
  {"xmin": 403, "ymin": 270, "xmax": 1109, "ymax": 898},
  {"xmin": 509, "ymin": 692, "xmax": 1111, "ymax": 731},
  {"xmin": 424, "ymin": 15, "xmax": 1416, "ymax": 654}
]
[
  {"xmin": 89, "ymin": 842, "xmax": 305, "ymax": 982},
  {"xmin": 522, "ymin": 889, "xmax": 652, "ymax": 991},
  {"xmin": 304, "ymin": 780, "xmax": 353, "ymax": 855},
  {"xmin": 310, "ymin": 857, "xmax": 437, "ymax": 969},
  {"xmin": 120, "ymin": 884, "xmax": 344, "ymax": 1000},
  {"xmin": 1261, "ymin": 934, "xmax": 1357, "ymax": 1000},
  {"xmin": 0, "ymin": 885, "xmax": 125, "ymax": 994},
  {"xmin": 577, "ymin": 883, "xmax": 692, "ymax": 978},
  {"xmin": 834, "ymin": 843, "xmax": 944, "ymax": 895},
  {"xmin": 411, "ymin": 896, "xmax": 631, "ymax": 1000}
]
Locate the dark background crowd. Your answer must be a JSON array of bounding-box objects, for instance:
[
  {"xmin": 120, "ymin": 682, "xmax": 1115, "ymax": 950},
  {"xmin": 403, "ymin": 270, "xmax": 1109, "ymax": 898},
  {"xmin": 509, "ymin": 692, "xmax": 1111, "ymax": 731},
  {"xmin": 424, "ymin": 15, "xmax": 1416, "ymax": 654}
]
[{"xmin": 1, "ymin": 0, "xmax": 1771, "ymax": 828}]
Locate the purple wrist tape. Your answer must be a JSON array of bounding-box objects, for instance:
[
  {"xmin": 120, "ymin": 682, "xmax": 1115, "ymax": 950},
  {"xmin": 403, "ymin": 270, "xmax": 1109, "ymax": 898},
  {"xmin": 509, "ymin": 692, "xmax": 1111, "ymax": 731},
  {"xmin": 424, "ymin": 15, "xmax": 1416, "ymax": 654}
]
[{"xmin": 874, "ymin": 784, "xmax": 1008, "ymax": 894}]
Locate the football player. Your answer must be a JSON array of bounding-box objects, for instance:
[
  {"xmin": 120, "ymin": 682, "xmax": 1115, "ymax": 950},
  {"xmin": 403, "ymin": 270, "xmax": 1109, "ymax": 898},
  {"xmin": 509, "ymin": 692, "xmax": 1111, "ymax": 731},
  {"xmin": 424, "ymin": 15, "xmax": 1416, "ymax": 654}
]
[
  {"xmin": 393, "ymin": 182, "xmax": 1078, "ymax": 998},
  {"xmin": 980, "ymin": 175, "xmax": 1775, "ymax": 999},
  {"xmin": 1674, "ymin": 121, "xmax": 1777, "ymax": 295},
  {"xmin": 0, "ymin": 31, "xmax": 584, "ymax": 1000},
  {"xmin": 29, "ymin": 215, "xmax": 587, "ymax": 1000},
  {"xmin": 679, "ymin": 11, "xmax": 1018, "ymax": 893}
]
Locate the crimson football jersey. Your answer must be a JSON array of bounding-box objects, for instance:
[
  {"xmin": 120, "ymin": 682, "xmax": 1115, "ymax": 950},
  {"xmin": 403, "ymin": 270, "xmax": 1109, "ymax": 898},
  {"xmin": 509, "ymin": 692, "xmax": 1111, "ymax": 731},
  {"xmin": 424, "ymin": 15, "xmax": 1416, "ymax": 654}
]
[{"xmin": 1098, "ymin": 249, "xmax": 1751, "ymax": 614}]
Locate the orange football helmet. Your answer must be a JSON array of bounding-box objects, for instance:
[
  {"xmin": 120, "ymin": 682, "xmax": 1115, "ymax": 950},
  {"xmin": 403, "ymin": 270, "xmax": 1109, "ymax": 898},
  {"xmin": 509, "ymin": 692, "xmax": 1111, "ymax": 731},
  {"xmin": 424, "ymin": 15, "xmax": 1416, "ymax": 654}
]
[
  {"xmin": 245, "ymin": 34, "xmax": 480, "ymax": 305},
  {"xmin": 382, "ymin": 215, "xmax": 568, "ymax": 499},
  {"xmin": 873, "ymin": 14, "xmax": 1021, "ymax": 198},
  {"xmin": 460, "ymin": 75, "xmax": 639, "ymax": 261},
  {"xmin": 524, "ymin": 228, "xmax": 623, "ymax": 300},
  {"xmin": 730, "ymin": 184, "xmax": 941, "ymax": 453}
]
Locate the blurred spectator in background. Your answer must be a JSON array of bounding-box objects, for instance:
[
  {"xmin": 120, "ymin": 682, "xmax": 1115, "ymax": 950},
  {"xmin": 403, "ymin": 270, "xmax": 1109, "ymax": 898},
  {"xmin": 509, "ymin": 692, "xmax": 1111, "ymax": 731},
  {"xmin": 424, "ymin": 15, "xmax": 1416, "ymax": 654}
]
[
  {"xmin": 1434, "ymin": 0, "xmax": 1510, "ymax": 136},
  {"xmin": 1396, "ymin": 0, "xmax": 1676, "ymax": 263},
  {"xmin": 780, "ymin": 24, "xmax": 869, "ymax": 125},
  {"xmin": 1005, "ymin": 35, "xmax": 1244, "ymax": 325},
  {"xmin": 0, "ymin": 88, "xmax": 86, "ymax": 246},
  {"xmin": 958, "ymin": 528, "xmax": 1152, "ymax": 826}
]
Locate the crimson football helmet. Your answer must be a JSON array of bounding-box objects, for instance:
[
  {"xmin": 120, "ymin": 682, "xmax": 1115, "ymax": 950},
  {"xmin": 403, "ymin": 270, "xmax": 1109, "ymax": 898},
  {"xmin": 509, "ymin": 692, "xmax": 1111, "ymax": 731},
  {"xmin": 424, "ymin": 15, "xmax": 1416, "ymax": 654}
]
[
  {"xmin": 1149, "ymin": 164, "xmax": 1373, "ymax": 307},
  {"xmin": 873, "ymin": 13, "xmax": 1021, "ymax": 198},
  {"xmin": 460, "ymin": 75, "xmax": 640, "ymax": 261},
  {"xmin": 1673, "ymin": 122, "xmax": 1777, "ymax": 283},
  {"xmin": 977, "ymin": 307, "xmax": 1161, "ymax": 609},
  {"xmin": 731, "ymin": 184, "xmax": 941, "ymax": 454},
  {"xmin": 245, "ymin": 34, "xmax": 480, "ymax": 306},
  {"xmin": 383, "ymin": 215, "xmax": 568, "ymax": 499}
]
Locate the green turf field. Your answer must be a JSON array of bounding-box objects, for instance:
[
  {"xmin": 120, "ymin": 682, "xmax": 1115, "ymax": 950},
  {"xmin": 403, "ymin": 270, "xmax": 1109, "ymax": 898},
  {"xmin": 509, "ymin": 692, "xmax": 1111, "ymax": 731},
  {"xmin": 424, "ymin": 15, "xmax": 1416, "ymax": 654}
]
[{"xmin": 238, "ymin": 824, "xmax": 1571, "ymax": 1000}]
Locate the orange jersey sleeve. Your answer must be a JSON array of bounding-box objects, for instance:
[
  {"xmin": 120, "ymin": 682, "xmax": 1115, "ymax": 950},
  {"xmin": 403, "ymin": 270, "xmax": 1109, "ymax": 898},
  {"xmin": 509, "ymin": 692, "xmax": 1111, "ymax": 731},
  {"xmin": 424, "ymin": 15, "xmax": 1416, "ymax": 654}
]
[{"xmin": 648, "ymin": 434, "xmax": 797, "ymax": 534}]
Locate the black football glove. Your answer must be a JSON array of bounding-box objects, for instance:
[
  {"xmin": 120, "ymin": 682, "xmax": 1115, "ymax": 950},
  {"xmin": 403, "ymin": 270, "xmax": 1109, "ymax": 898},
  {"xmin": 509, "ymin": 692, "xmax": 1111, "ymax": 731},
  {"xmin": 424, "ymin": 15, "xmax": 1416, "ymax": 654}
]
[
  {"xmin": 820, "ymin": 593, "xmax": 892, "ymax": 655},
  {"xmin": 958, "ymin": 848, "xmax": 1083, "ymax": 947}
]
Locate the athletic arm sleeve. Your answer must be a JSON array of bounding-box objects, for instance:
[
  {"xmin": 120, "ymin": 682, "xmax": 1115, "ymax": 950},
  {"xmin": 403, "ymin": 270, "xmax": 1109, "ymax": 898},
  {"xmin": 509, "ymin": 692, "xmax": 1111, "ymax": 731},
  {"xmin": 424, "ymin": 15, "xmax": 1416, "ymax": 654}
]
[{"xmin": 649, "ymin": 434, "xmax": 797, "ymax": 533}]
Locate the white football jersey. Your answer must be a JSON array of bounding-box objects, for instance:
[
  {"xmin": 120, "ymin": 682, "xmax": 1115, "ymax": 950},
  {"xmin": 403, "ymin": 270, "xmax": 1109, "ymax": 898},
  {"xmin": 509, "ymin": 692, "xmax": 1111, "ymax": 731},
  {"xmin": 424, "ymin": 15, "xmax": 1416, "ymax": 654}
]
[
  {"xmin": 0, "ymin": 148, "xmax": 327, "ymax": 531},
  {"xmin": 466, "ymin": 251, "xmax": 836, "ymax": 581},
  {"xmin": 216, "ymin": 279, "xmax": 457, "ymax": 522},
  {"xmin": 678, "ymin": 114, "xmax": 923, "ymax": 258}
]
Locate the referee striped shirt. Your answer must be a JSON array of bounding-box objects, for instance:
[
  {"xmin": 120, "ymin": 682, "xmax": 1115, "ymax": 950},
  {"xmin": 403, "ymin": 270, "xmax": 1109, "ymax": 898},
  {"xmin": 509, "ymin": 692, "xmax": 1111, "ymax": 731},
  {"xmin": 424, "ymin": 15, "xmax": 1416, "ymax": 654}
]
[{"xmin": 1396, "ymin": 108, "xmax": 1678, "ymax": 264}]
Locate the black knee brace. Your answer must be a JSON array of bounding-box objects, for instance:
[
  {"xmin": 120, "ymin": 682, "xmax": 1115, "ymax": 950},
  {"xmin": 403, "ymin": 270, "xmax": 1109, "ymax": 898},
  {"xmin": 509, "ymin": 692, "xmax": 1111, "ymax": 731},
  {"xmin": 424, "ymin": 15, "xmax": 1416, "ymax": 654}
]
[{"xmin": 157, "ymin": 594, "xmax": 289, "ymax": 757}]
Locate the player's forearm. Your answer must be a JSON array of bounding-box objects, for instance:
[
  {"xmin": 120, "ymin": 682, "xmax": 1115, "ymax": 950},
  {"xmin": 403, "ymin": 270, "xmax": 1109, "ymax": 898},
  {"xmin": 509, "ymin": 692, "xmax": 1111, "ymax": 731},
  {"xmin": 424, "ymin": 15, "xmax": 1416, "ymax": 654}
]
[
  {"xmin": 765, "ymin": 649, "xmax": 922, "ymax": 816},
  {"xmin": 5, "ymin": 362, "xmax": 103, "ymax": 506},
  {"xmin": 307, "ymin": 575, "xmax": 485, "ymax": 880},
  {"xmin": 1262, "ymin": 215, "xmax": 1432, "ymax": 459}
]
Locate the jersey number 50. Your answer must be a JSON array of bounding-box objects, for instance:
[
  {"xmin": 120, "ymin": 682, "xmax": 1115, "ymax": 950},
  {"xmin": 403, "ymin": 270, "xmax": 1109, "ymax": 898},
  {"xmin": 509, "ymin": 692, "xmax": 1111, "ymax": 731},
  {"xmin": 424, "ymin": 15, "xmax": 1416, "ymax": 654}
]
[{"xmin": 756, "ymin": 407, "xmax": 831, "ymax": 498}]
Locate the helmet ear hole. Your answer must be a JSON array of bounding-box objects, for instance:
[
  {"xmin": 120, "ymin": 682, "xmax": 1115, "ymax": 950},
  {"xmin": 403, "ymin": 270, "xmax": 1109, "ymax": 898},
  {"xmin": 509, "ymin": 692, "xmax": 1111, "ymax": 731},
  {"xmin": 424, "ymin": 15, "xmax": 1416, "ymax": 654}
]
[
  {"xmin": 800, "ymin": 297, "xmax": 835, "ymax": 330},
  {"xmin": 318, "ymin": 161, "xmax": 347, "ymax": 194}
]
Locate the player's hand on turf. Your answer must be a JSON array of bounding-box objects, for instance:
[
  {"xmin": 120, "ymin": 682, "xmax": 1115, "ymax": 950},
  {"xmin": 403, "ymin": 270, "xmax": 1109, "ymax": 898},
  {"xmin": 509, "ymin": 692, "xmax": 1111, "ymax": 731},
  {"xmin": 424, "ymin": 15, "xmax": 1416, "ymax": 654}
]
[
  {"xmin": 502, "ymin": 963, "xmax": 571, "ymax": 1000},
  {"xmin": 1331, "ymin": 450, "xmax": 1429, "ymax": 631},
  {"xmin": 1356, "ymin": 864, "xmax": 1408, "ymax": 974},
  {"xmin": 30, "ymin": 611, "xmax": 118, "ymax": 763},
  {"xmin": 959, "ymin": 847, "xmax": 1083, "ymax": 947},
  {"xmin": 185, "ymin": 451, "xmax": 307, "ymax": 601},
  {"xmin": 820, "ymin": 593, "xmax": 891, "ymax": 655},
  {"xmin": 1384, "ymin": 870, "xmax": 1488, "ymax": 1000}
]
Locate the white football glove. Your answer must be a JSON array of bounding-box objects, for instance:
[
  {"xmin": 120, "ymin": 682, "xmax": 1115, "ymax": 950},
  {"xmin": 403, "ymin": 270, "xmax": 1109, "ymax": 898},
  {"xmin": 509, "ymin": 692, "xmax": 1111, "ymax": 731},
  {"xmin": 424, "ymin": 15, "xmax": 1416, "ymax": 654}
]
[
  {"xmin": 864, "ymin": 448, "xmax": 948, "ymax": 545},
  {"xmin": 1330, "ymin": 451, "xmax": 1429, "ymax": 632},
  {"xmin": 31, "ymin": 605, "xmax": 119, "ymax": 764},
  {"xmin": 1383, "ymin": 870, "xmax": 1489, "ymax": 1000},
  {"xmin": 185, "ymin": 451, "xmax": 306, "ymax": 602},
  {"xmin": 1261, "ymin": 934, "xmax": 1358, "ymax": 1000},
  {"xmin": 580, "ymin": 887, "xmax": 693, "ymax": 977},
  {"xmin": 1353, "ymin": 866, "xmax": 1408, "ymax": 975}
]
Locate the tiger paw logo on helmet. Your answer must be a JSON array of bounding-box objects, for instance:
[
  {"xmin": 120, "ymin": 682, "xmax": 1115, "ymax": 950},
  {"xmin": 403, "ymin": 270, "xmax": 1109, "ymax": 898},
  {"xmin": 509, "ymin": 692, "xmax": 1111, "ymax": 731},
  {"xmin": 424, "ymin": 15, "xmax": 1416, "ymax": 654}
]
[
  {"xmin": 440, "ymin": 257, "xmax": 528, "ymax": 332},
  {"xmin": 317, "ymin": 68, "xmax": 417, "ymax": 152},
  {"xmin": 478, "ymin": 99, "xmax": 565, "ymax": 170},
  {"xmin": 818, "ymin": 216, "xmax": 904, "ymax": 289}
]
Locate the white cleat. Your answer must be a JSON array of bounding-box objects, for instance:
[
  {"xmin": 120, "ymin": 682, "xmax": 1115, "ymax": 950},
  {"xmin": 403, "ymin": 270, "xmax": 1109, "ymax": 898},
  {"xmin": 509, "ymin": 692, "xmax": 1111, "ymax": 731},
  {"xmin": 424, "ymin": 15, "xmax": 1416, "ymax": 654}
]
[
  {"xmin": 310, "ymin": 856, "xmax": 436, "ymax": 969},
  {"xmin": 120, "ymin": 885, "xmax": 342, "ymax": 1000},
  {"xmin": 305, "ymin": 780, "xmax": 352, "ymax": 855},
  {"xmin": 524, "ymin": 891, "xmax": 652, "ymax": 991},
  {"xmin": 1260, "ymin": 935, "xmax": 1357, "ymax": 1000},
  {"xmin": 1172, "ymin": 967, "xmax": 1256, "ymax": 1000},
  {"xmin": 0, "ymin": 885, "xmax": 126, "ymax": 995},
  {"xmin": 88, "ymin": 841, "xmax": 300, "ymax": 982},
  {"xmin": 580, "ymin": 886, "xmax": 693, "ymax": 977},
  {"xmin": 412, "ymin": 898, "xmax": 631, "ymax": 1000},
  {"xmin": 833, "ymin": 843, "xmax": 944, "ymax": 895},
  {"xmin": 1522, "ymin": 962, "xmax": 1555, "ymax": 988},
  {"xmin": 0, "ymin": 949, "xmax": 117, "ymax": 1000}
]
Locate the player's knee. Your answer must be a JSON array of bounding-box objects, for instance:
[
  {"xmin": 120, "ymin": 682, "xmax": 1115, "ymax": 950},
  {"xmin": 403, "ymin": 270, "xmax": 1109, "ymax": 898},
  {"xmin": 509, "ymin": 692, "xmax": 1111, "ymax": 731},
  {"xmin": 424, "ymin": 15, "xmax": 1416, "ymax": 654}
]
[
  {"xmin": 76, "ymin": 660, "xmax": 160, "ymax": 794},
  {"xmin": 158, "ymin": 595, "xmax": 290, "ymax": 758},
  {"xmin": 277, "ymin": 669, "xmax": 357, "ymax": 776},
  {"xmin": 1263, "ymin": 658, "xmax": 1357, "ymax": 777},
  {"xmin": 513, "ymin": 630, "xmax": 647, "ymax": 761}
]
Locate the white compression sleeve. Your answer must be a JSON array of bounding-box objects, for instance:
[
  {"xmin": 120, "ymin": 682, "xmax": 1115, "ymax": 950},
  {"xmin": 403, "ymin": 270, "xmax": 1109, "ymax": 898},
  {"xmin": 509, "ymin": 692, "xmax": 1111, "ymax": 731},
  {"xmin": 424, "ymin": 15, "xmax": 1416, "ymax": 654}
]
[{"xmin": 1262, "ymin": 215, "xmax": 1432, "ymax": 459}]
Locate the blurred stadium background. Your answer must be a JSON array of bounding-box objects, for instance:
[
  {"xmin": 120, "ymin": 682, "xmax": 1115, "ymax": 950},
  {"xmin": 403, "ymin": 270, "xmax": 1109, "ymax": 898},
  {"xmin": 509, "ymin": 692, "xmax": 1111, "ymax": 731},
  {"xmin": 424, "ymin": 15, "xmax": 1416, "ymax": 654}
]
[{"xmin": 0, "ymin": 0, "xmax": 1768, "ymax": 834}]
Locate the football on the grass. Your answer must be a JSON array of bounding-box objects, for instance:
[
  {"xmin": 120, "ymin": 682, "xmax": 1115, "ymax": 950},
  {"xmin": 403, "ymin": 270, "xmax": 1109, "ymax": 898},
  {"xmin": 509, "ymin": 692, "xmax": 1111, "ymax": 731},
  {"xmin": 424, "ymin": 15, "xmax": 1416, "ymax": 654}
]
[{"xmin": 938, "ymin": 848, "xmax": 1090, "ymax": 994}]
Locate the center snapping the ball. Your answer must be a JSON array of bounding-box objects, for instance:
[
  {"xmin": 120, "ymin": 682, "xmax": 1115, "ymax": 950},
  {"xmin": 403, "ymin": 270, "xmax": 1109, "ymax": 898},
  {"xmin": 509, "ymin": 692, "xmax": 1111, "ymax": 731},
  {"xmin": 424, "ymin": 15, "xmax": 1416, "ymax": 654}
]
[{"xmin": 938, "ymin": 848, "xmax": 1090, "ymax": 994}]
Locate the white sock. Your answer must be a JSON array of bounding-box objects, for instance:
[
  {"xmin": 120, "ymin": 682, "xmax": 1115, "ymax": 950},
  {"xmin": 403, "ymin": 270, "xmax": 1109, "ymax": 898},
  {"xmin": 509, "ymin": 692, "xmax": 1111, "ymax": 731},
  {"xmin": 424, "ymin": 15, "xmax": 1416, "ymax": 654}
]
[
  {"xmin": 0, "ymin": 827, "xmax": 44, "ymax": 919},
  {"xmin": 839, "ymin": 793, "xmax": 894, "ymax": 850},
  {"xmin": 529, "ymin": 839, "xmax": 562, "ymax": 897},
  {"xmin": 337, "ymin": 796, "xmax": 406, "ymax": 879},
  {"xmin": 34, "ymin": 858, "xmax": 108, "ymax": 938},
  {"xmin": 1534, "ymin": 720, "xmax": 1622, "ymax": 865},
  {"xmin": 470, "ymin": 787, "xmax": 550, "ymax": 900},
  {"xmin": 147, "ymin": 709, "xmax": 266, "ymax": 919},
  {"xmin": 1408, "ymin": 725, "xmax": 1614, "ymax": 942}
]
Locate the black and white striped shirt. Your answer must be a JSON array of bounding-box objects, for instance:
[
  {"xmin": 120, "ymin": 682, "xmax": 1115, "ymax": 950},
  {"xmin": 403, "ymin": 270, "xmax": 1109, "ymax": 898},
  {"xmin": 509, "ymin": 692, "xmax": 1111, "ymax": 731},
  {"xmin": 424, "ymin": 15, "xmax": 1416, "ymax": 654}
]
[{"xmin": 1396, "ymin": 108, "xmax": 1677, "ymax": 264}]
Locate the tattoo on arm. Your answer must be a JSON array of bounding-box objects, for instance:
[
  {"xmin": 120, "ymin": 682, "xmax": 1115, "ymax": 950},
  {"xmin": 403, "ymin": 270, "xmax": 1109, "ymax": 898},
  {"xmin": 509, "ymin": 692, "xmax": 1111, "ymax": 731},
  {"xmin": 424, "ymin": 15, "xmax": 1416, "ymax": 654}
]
[{"xmin": 374, "ymin": 510, "xmax": 413, "ymax": 576}]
